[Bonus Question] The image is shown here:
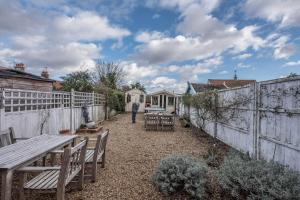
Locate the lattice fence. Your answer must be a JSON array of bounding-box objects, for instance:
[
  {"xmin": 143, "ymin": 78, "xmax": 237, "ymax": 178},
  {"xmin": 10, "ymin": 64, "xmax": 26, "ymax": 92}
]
[{"xmin": 0, "ymin": 88, "xmax": 106, "ymax": 112}]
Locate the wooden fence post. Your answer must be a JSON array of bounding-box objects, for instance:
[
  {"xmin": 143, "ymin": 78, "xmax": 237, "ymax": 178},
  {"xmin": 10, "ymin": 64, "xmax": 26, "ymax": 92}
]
[
  {"xmin": 70, "ymin": 89, "xmax": 74, "ymax": 134},
  {"xmin": 214, "ymin": 92, "xmax": 218, "ymax": 138},
  {"xmin": 254, "ymin": 82, "xmax": 261, "ymax": 159},
  {"xmin": 92, "ymin": 91, "xmax": 95, "ymax": 122},
  {"xmin": 0, "ymin": 89, "xmax": 5, "ymax": 131},
  {"xmin": 105, "ymin": 93, "xmax": 108, "ymax": 120}
]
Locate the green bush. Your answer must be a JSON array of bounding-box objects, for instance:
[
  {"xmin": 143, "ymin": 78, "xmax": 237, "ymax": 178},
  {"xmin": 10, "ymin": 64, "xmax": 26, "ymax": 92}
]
[
  {"xmin": 152, "ymin": 155, "xmax": 207, "ymax": 199},
  {"xmin": 218, "ymin": 151, "xmax": 300, "ymax": 200},
  {"xmin": 107, "ymin": 89, "xmax": 125, "ymax": 113}
]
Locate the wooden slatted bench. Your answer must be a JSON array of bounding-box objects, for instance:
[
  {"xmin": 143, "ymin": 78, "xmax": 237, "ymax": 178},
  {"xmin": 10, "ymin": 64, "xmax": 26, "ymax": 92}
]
[{"xmin": 0, "ymin": 134, "xmax": 78, "ymax": 200}]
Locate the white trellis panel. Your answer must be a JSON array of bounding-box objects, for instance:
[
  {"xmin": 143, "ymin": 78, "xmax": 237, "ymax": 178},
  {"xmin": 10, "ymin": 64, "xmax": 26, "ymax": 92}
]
[{"xmin": 0, "ymin": 88, "xmax": 106, "ymax": 138}]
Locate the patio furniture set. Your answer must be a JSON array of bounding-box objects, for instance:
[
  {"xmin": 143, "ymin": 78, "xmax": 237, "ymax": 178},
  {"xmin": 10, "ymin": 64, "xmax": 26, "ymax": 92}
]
[
  {"xmin": 0, "ymin": 127, "xmax": 109, "ymax": 200},
  {"xmin": 144, "ymin": 113, "xmax": 175, "ymax": 131}
]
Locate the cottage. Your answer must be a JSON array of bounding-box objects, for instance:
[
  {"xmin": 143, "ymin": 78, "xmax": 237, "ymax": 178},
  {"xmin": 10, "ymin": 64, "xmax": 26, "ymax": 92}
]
[
  {"xmin": 146, "ymin": 90, "xmax": 179, "ymax": 114},
  {"xmin": 125, "ymin": 89, "xmax": 146, "ymax": 112},
  {"xmin": 0, "ymin": 63, "xmax": 55, "ymax": 91}
]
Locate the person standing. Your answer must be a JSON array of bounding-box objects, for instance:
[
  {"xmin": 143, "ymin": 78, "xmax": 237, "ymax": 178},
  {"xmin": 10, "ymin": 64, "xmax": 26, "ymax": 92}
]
[{"xmin": 132, "ymin": 102, "xmax": 140, "ymax": 123}]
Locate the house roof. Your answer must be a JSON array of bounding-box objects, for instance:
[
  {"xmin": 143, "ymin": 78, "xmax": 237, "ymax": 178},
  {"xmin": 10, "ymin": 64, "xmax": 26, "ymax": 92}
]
[
  {"xmin": 148, "ymin": 90, "xmax": 176, "ymax": 96},
  {"xmin": 0, "ymin": 66, "xmax": 54, "ymax": 82},
  {"xmin": 191, "ymin": 83, "xmax": 225, "ymax": 93},
  {"xmin": 208, "ymin": 79, "xmax": 255, "ymax": 88}
]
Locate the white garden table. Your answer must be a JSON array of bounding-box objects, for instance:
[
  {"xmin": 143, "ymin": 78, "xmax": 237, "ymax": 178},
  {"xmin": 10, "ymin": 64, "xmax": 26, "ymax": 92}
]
[{"xmin": 0, "ymin": 134, "xmax": 78, "ymax": 200}]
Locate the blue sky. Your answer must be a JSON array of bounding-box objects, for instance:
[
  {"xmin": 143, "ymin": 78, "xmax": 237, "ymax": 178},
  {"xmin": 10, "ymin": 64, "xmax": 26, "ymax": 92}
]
[{"xmin": 0, "ymin": 0, "xmax": 300, "ymax": 93}]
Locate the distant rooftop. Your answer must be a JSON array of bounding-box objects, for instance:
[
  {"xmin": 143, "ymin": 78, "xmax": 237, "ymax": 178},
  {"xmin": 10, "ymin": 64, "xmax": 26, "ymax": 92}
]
[
  {"xmin": 191, "ymin": 83, "xmax": 225, "ymax": 93},
  {"xmin": 0, "ymin": 64, "xmax": 54, "ymax": 83},
  {"xmin": 208, "ymin": 79, "xmax": 256, "ymax": 88}
]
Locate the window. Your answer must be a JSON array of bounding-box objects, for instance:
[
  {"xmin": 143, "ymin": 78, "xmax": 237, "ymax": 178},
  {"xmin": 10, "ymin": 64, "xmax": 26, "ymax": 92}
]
[
  {"xmin": 168, "ymin": 97, "xmax": 174, "ymax": 106},
  {"xmin": 152, "ymin": 96, "xmax": 158, "ymax": 105},
  {"xmin": 127, "ymin": 94, "xmax": 131, "ymax": 103},
  {"xmin": 140, "ymin": 95, "xmax": 144, "ymax": 103}
]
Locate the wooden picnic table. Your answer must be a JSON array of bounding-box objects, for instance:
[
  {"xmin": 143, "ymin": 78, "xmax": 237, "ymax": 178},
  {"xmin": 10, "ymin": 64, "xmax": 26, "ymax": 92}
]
[{"xmin": 0, "ymin": 134, "xmax": 78, "ymax": 200}]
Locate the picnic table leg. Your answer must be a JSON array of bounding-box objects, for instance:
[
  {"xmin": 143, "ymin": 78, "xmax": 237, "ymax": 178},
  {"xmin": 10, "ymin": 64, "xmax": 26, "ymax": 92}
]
[{"xmin": 1, "ymin": 170, "xmax": 13, "ymax": 200}]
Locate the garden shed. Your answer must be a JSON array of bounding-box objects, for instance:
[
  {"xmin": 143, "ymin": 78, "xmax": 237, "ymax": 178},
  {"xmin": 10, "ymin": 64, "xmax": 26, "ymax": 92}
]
[
  {"xmin": 146, "ymin": 90, "xmax": 178, "ymax": 114},
  {"xmin": 125, "ymin": 88, "xmax": 146, "ymax": 112}
]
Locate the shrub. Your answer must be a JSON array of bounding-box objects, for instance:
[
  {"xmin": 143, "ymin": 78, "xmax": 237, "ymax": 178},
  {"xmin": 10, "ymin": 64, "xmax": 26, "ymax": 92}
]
[
  {"xmin": 107, "ymin": 89, "xmax": 125, "ymax": 113},
  {"xmin": 179, "ymin": 114, "xmax": 191, "ymax": 128},
  {"xmin": 218, "ymin": 151, "xmax": 300, "ymax": 200},
  {"xmin": 203, "ymin": 145, "xmax": 222, "ymax": 168},
  {"xmin": 152, "ymin": 155, "xmax": 207, "ymax": 199}
]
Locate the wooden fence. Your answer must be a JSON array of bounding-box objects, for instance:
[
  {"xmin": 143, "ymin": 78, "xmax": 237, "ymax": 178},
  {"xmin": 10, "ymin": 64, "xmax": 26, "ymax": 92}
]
[
  {"xmin": 180, "ymin": 76, "xmax": 300, "ymax": 171},
  {"xmin": 0, "ymin": 88, "xmax": 106, "ymax": 138}
]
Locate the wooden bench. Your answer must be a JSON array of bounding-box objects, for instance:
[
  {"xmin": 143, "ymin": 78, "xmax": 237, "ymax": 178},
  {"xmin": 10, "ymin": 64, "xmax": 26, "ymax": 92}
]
[
  {"xmin": 17, "ymin": 139, "xmax": 88, "ymax": 200},
  {"xmin": 85, "ymin": 129, "xmax": 109, "ymax": 182},
  {"xmin": 145, "ymin": 114, "xmax": 159, "ymax": 131},
  {"xmin": 160, "ymin": 115, "xmax": 175, "ymax": 131},
  {"xmin": 0, "ymin": 127, "xmax": 28, "ymax": 148}
]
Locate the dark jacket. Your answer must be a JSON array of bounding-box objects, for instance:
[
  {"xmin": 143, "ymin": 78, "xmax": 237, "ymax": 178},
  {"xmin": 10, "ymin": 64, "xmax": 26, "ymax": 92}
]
[{"xmin": 132, "ymin": 103, "xmax": 139, "ymax": 113}]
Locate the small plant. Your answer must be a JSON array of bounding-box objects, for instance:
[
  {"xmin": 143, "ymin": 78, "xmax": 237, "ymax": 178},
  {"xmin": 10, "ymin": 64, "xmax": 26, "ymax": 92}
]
[
  {"xmin": 152, "ymin": 155, "xmax": 207, "ymax": 199},
  {"xmin": 179, "ymin": 114, "xmax": 191, "ymax": 127},
  {"xmin": 218, "ymin": 151, "xmax": 300, "ymax": 200},
  {"xmin": 203, "ymin": 144, "xmax": 221, "ymax": 167}
]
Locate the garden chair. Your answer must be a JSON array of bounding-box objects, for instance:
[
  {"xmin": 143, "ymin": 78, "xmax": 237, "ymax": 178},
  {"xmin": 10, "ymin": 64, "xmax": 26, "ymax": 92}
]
[
  {"xmin": 145, "ymin": 114, "xmax": 159, "ymax": 131},
  {"xmin": 161, "ymin": 115, "xmax": 175, "ymax": 131},
  {"xmin": 17, "ymin": 138, "xmax": 88, "ymax": 200},
  {"xmin": 0, "ymin": 127, "xmax": 28, "ymax": 148},
  {"xmin": 84, "ymin": 129, "xmax": 109, "ymax": 182}
]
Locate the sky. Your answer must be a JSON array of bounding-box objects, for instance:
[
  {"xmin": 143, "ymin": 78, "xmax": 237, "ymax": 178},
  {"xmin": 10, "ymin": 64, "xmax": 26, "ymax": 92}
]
[{"xmin": 0, "ymin": 0, "xmax": 300, "ymax": 93}]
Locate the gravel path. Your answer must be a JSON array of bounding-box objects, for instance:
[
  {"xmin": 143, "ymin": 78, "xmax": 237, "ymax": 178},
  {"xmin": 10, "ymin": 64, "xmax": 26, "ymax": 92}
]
[{"xmin": 8, "ymin": 113, "xmax": 225, "ymax": 200}]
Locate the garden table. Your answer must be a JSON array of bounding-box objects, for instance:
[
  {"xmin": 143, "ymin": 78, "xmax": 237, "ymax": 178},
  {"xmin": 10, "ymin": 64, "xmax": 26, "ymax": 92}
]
[{"xmin": 0, "ymin": 134, "xmax": 78, "ymax": 200}]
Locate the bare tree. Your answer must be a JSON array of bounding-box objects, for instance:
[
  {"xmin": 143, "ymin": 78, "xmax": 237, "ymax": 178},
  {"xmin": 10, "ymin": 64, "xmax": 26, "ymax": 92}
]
[{"xmin": 93, "ymin": 61, "xmax": 125, "ymax": 90}]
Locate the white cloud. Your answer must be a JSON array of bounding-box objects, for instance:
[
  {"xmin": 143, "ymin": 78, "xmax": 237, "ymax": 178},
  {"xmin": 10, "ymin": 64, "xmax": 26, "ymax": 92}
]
[
  {"xmin": 233, "ymin": 53, "xmax": 252, "ymax": 60},
  {"xmin": 135, "ymin": 27, "xmax": 264, "ymax": 64},
  {"xmin": 135, "ymin": 31, "xmax": 165, "ymax": 43},
  {"xmin": 120, "ymin": 61, "xmax": 158, "ymax": 83},
  {"xmin": 146, "ymin": 0, "xmax": 220, "ymax": 13},
  {"xmin": 284, "ymin": 60, "xmax": 300, "ymax": 67},
  {"xmin": 267, "ymin": 35, "xmax": 296, "ymax": 59},
  {"xmin": 0, "ymin": 1, "xmax": 46, "ymax": 36},
  {"xmin": 53, "ymin": 11, "xmax": 130, "ymax": 42},
  {"xmin": 243, "ymin": 0, "xmax": 300, "ymax": 27},
  {"xmin": 0, "ymin": 1, "xmax": 131, "ymax": 74},
  {"xmin": 237, "ymin": 63, "xmax": 251, "ymax": 68},
  {"xmin": 152, "ymin": 14, "xmax": 160, "ymax": 19},
  {"xmin": 152, "ymin": 76, "xmax": 176, "ymax": 85},
  {"xmin": 136, "ymin": 0, "xmax": 265, "ymax": 65},
  {"xmin": 148, "ymin": 76, "xmax": 186, "ymax": 93},
  {"xmin": 219, "ymin": 70, "xmax": 228, "ymax": 74}
]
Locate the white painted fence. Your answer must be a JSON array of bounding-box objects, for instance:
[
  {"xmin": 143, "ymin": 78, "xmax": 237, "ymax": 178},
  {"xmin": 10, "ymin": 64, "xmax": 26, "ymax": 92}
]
[
  {"xmin": 180, "ymin": 76, "xmax": 300, "ymax": 171},
  {"xmin": 0, "ymin": 88, "xmax": 106, "ymax": 138}
]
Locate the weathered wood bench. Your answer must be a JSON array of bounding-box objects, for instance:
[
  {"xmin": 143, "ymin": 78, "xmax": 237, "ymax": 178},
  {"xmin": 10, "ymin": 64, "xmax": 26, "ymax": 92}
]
[
  {"xmin": 17, "ymin": 139, "xmax": 88, "ymax": 200},
  {"xmin": 0, "ymin": 127, "xmax": 28, "ymax": 148},
  {"xmin": 85, "ymin": 129, "xmax": 109, "ymax": 182},
  {"xmin": 0, "ymin": 134, "xmax": 78, "ymax": 200}
]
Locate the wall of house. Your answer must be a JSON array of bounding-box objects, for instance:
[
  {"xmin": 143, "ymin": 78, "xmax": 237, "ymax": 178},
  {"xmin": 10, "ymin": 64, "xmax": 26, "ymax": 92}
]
[
  {"xmin": 181, "ymin": 77, "xmax": 300, "ymax": 172},
  {"xmin": 125, "ymin": 89, "xmax": 145, "ymax": 112},
  {"xmin": 0, "ymin": 78, "xmax": 53, "ymax": 91},
  {"xmin": 0, "ymin": 88, "xmax": 106, "ymax": 137}
]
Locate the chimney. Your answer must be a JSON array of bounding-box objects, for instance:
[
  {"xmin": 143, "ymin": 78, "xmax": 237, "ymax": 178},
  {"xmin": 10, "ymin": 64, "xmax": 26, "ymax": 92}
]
[
  {"xmin": 15, "ymin": 63, "xmax": 25, "ymax": 71},
  {"xmin": 41, "ymin": 68, "xmax": 49, "ymax": 79}
]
